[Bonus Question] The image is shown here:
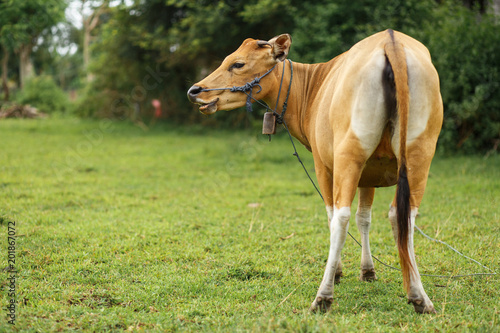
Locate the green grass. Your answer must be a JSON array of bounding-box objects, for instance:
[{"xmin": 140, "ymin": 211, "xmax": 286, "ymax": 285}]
[{"xmin": 0, "ymin": 118, "xmax": 498, "ymax": 332}]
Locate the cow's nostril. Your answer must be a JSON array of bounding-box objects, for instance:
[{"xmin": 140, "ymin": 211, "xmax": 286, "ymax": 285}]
[{"xmin": 187, "ymin": 85, "xmax": 203, "ymax": 100}]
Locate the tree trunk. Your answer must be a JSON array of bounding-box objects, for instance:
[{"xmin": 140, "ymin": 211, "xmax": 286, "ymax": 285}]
[
  {"xmin": 1, "ymin": 47, "xmax": 9, "ymax": 101},
  {"xmin": 19, "ymin": 44, "xmax": 33, "ymax": 89},
  {"xmin": 82, "ymin": 1, "xmax": 108, "ymax": 83},
  {"xmin": 83, "ymin": 26, "xmax": 94, "ymax": 82},
  {"xmin": 83, "ymin": 26, "xmax": 89, "ymax": 70}
]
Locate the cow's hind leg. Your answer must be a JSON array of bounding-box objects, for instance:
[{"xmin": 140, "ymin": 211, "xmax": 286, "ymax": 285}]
[
  {"xmin": 356, "ymin": 187, "xmax": 377, "ymax": 281},
  {"xmin": 389, "ymin": 141, "xmax": 436, "ymax": 314},
  {"xmin": 389, "ymin": 206, "xmax": 434, "ymax": 313},
  {"xmin": 310, "ymin": 145, "xmax": 366, "ymax": 312}
]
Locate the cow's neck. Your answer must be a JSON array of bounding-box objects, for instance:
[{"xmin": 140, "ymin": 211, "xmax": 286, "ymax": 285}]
[{"xmin": 264, "ymin": 60, "xmax": 332, "ymax": 150}]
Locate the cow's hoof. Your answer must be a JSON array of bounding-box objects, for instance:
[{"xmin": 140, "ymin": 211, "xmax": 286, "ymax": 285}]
[
  {"xmin": 359, "ymin": 268, "xmax": 377, "ymax": 282},
  {"xmin": 309, "ymin": 296, "xmax": 333, "ymax": 313},
  {"xmin": 409, "ymin": 298, "xmax": 436, "ymax": 314},
  {"xmin": 334, "ymin": 271, "xmax": 343, "ymax": 284}
]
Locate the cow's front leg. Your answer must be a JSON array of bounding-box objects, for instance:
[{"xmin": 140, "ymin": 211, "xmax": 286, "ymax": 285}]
[
  {"xmin": 310, "ymin": 149, "xmax": 364, "ymax": 312},
  {"xmin": 310, "ymin": 206, "xmax": 351, "ymax": 312},
  {"xmin": 315, "ymin": 161, "xmax": 344, "ymax": 286}
]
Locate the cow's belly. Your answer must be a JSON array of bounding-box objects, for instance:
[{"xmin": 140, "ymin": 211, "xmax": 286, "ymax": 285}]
[{"xmin": 359, "ymin": 156, "xmax": 397, "ymax": 187}]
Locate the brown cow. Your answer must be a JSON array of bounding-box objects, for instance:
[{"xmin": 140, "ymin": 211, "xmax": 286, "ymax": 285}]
[{"xmin": 187, "ymin": 29, "xmax": 443, "ymax": 313}]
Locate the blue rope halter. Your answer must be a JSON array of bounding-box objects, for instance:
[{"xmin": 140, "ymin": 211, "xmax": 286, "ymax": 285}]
[{"xmin": 199, "ymin": 64, "xmax": 277, "ymax": 113}]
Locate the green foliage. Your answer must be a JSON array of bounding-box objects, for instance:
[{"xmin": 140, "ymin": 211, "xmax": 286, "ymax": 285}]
[
  {"xmin": 291, "ymin": 0, "xmax": 437, "ymax": 63},
  {"xmin": 422, "ymin": 4, "xmax": 500, "ymax": 154},
  {"xmin": 0, "ymin": 0, "xmax": 66, "ymax": 49},
  {"xmin": 16, "ymin": 75, "xmax": 70, "ymax": 113},
  {"xmin": 0, "ymin": 0, "xmax": 68, "ymax": 101},
  {"xmin": 0, "ymin": 118, "xmax": 498, "ymax": 330}
]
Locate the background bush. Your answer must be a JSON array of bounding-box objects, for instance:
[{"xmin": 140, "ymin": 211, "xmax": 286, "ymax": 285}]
[
  {"xmin": 423, "ymin": 5, "xmax": 500, "ymax": 154},
  {"xmin": 16, "ymin": 75, "xmax": 70, "ymax": 114}
]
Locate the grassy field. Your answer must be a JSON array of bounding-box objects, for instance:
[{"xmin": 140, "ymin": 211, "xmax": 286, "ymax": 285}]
[{"xmin": 0, "ymin": 117, "xmax": 498, "ymax": 332}]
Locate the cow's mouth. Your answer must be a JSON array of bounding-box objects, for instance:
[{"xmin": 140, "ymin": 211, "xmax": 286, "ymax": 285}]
[{"xmin": 198, "ymin": 98, "xmax": 219, "ymax": 115}]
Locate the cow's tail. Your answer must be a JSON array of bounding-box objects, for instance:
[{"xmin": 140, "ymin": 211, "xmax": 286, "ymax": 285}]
[{"xmin": 384, "ymin": 29, "xmax": 413, "ymax": 293}]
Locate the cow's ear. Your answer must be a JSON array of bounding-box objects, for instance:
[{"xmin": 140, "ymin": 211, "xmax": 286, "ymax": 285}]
[{"xmin": 268, "ymin": 34, "xmax": 292, "ymax": 62}]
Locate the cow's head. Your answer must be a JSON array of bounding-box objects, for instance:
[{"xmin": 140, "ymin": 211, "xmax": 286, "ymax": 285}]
[{"xmin": 187, "ymin": 34, "xmax": 292, "ymax": 115}]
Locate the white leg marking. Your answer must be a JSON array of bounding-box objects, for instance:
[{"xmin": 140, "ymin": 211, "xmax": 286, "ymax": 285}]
[
  {"xmin": 356, "ymin": 206, "xmax": 375, "ymax": 276},
  {"xmin": 316, "ymin": 206, "xmax": 351, "ymax": 298},
  {"xmin": 407, "ymin": 209, "xmax": 434, "ymax": 311},
  {"xmin": 327, "ymin": 205, "xmax": 343, "ymax": 280}
]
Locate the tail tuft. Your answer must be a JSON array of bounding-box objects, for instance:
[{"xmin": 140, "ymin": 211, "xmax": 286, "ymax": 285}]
[{"xmin": 396, "ymin": 162, "xmax": 412, "ymax": 291}]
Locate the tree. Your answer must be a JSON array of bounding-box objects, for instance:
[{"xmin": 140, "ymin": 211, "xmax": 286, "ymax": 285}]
[
  {"xmin": 1, "ymin": 44, "xmax": 9, "ymax": 100},
  {"xmin": 79, "ymin": 0, "xmax": 109, "ymax": 83},
  {"xmin": 0, "ymin": 0, "xmax": 67, "ymax": 89}
]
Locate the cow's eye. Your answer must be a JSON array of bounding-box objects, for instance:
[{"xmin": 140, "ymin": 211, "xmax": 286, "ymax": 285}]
[{"xmin": 230, "ymin": 62, "xmax": 245, "ymax": 70}]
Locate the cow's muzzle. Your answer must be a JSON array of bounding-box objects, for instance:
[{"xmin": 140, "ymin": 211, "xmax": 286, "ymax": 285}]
[{"xmin": 187, "ymin": 85, "xmax": 203, "ymax": 103}]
